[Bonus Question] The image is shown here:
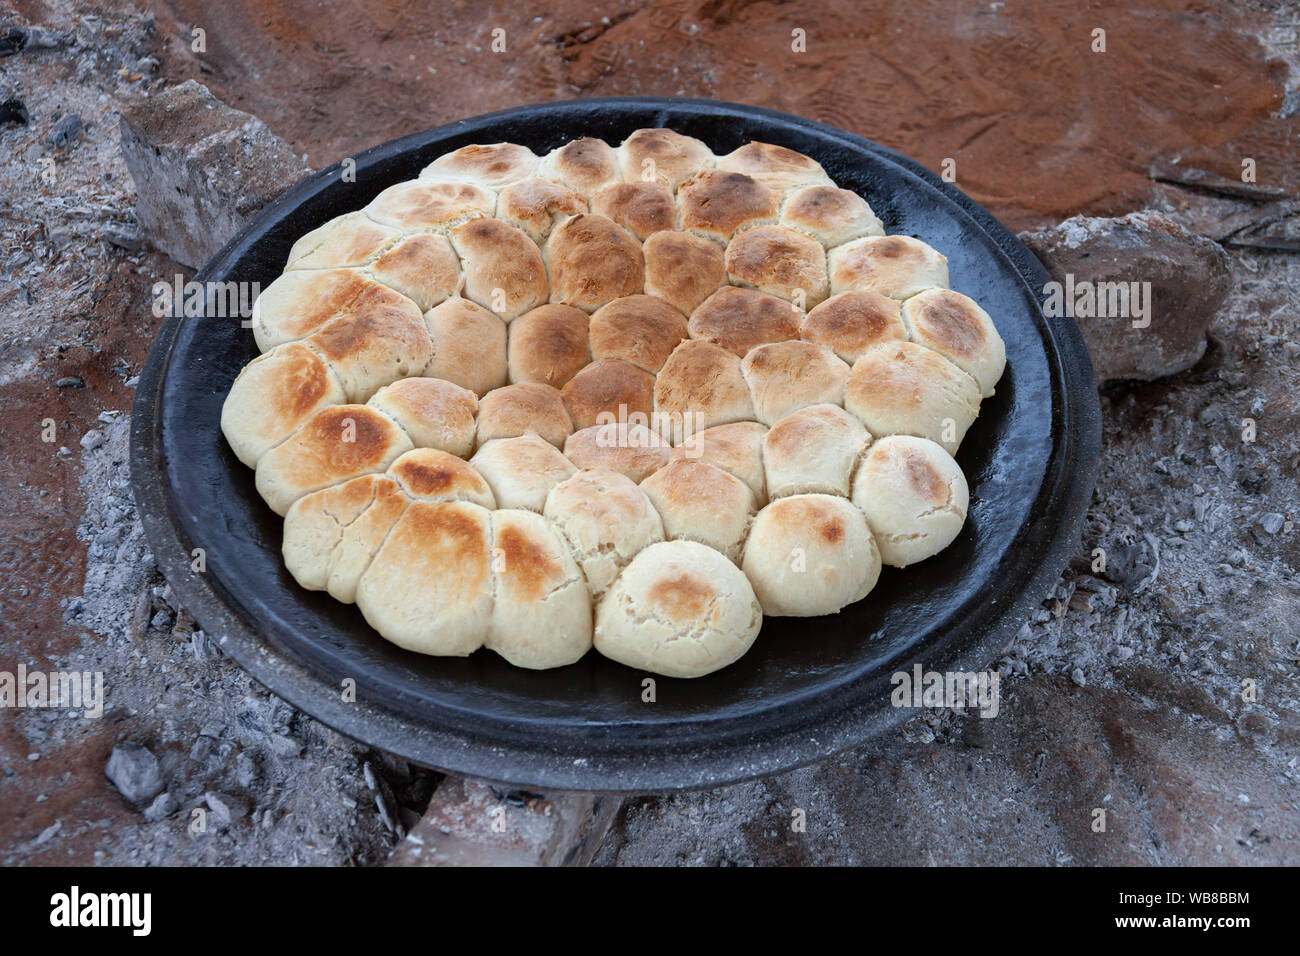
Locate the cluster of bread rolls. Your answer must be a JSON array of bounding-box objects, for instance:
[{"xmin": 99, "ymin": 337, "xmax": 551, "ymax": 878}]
[{"xmin": 221, "ymin": 130, "xmax": 1005, "ymax": 678}]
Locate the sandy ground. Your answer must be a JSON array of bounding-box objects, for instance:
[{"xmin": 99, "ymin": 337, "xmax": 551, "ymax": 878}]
[{"xmin": 0, "ymin": 0, "xmax": 1297, "ymax": 865}]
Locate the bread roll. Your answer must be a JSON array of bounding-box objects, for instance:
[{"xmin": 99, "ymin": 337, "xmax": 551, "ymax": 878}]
[
  {"xmin": 469, "ymin": 433, "xmax": 577, "ymax": 512},
  {"xmin": 763, "ymin": 403, "xmax": 870, "ymax": 499},
  {"xmin": 800, "ymin": 289, "xmax": 906, "ymax": 364},
  {"xmin": 640, "ymin": 459, "xmax": 756, "ymax": 563},
  {"xmin": 285, "ymin": 211, "xmax": 399, "ymax": 271},
  {"xmin": 677, "ymin": 169, "xmax": 779, "ymax": 243},
  {"xmin": 255, "ymin": 404, "xmax": 413, "ymax": 515},
  {"xmin": 545, "ymin": 214, "xmax": 644, "ymax": 312},
  {"xmin": 496, "ymin": 177, "xmax": 587, "ymax": 243},
  {"xmin": 561, "ymin": 358, "xmax": 656, "ymax": 431},
  {"xmin": 388, "ymin": 447, "xmax": 496, "ymax": 508},
  {"xmin": 475, "ymin": 382, "xmax": 573, "ymax": 449},
  {"xmin": 507, "ymin": 303, "xmax": 591, "ymax": 387},
  {"xmin": 486, "ymin": 509, "xmax": 593, "ymax": 668},
  {"xmin": 725, "ymin": 225, "xmax": 828, "ymax": 307},
  {"xmin": 365, "ymin": 180, "xmax": 495, "ymax": 232},
  {"xmin": 741, "ymin": 494, "xmax": 881, "ymax": 616},
  {"xmin": 844, "ymin": 341, "xmax": 981, "ymax": 455},
  {"xmin": 367, "ymin": 377, "xmax": 478, "ymax": 457},
  {"xmin": 828, "ymin": 234, "xmax": 949, "ymax": 299},
  {"xmin": 654, "ymin": 339, "xmax": 757, "ymax": 443},
  {"xmin": 780, "ymin": 184, "xmax": 884, "ymax": 248},
  {"xmin": 282, "ymin": 473, "xmax": 409, "ymax": 603},
  {"xmin": 221, "ymin": 341, "xmax": 346, "ymax": 467},
  {"xmin": 544, "ymin": 468, "xmax": 665, "ymax": 599},
  {"xmin": 367, "ymin": 233, "xmax": 460, "ymax": 311},
  {"xmin": 563, "ymin": 422, "xmax": 670, "ymax": 483},
  {"xmin": 449, "ymin": 218, "xmax": 549, "ymax": 321},
  {"xmin": 591, "ymin": 181, "xmax": 676, "ymax": 239},
  {"xmin": 420, "ymin": 142, "xmax": 538, "ymax": 187},
  {"xmin": 252, "ymin": 268, "xmax": 374, "ymax": 351},
  {"xmin": 715, "ymin": 141, "xmax": 833, "ymax": 191},
  {"xmin": 306, "ymin": 284, "xmax": 433, "ymax": 401},
  {"xmin": 356, "ymin": 500, "xmax": 494, "ymax": 655},
  {"xmin": 642, "ymin": 230, "xmax": 727, "ymax": 317},
  {"xmin": 740, "ymin": 340, "xmax": 851, "ymax": 425},
  {"xmin": 688, "ymin": 285, "xmax": 800, "ymax": 357},
  {"xmin": 670, "ymin": 420, "xmax": 768, "ymax": 503},
  {"xmin": 422, "ymin": 297, "xmax": 508, "ymax": 397},
  {"xmin": 594, "ymin": 540, "xmax": 762, "ymax": 678},
  {"xmin": 619, "ymin": 128, "xmax": 714, "ymax": 192},
  {"xmin": 900, "ymin": 288, "xmax": 1006, "ymax": 397},
  {"xmin": 588, "ymin": 294, "xmax": 687, "ymax": 373},
  {"xmin": 851, "ymin": 434, "xmax": 968, "ymax": 567},
  {"xmin": 536, "ymin": 136, "xmax": 622, "ymax": 200}
]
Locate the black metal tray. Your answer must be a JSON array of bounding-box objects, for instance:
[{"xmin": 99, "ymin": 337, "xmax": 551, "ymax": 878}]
[{"xmin": 130, "ymin": 97, "xmax": 1100, "ymax": 792}]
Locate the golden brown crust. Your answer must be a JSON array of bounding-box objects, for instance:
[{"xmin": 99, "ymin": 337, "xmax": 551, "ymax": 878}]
[
  {"xmin": 496, "ymin": 177, "xmax": 587, "ymax": 243},
  {"xmin": 642, "ymin": 230, "xmax": 727, "ymax": 317},
  {"xmin": 560, "ymin": 358, "xmax": 656, "ymax": 431},
  {"xmin": 828, "ymin": 234, "xmax": 949, "ymax": 299},
  {"xmin": 422, "ymin": 297, "xmax": 508, "ymax": 397},
  {"xmin": 388, "ymin": 447, "xmax": 495, "ymax": 506},
  {"xmin": 366, "ymin": 376, "xmax": 477, "ymax": 458},
  {"xmin": 619, "ymin": 128, "xmax": 714, "ymax": 191},
  {"xmin": 740, "ymin": 340, "xmax": 851, "ymax": 425},
  {"xmin": 844, "ymin": 341, "xmax": 981, "ymax": 454},
  {"xmin": 669, "ymin": 420, "xmax": 768, "ymax": 502},
  {"xmin": 678, "ymin": 169, "xmax": 779, "ymax": 242},
  {"xmin": 285, "ymin": 212, "xmax": 400, "ymax": 270},
  {"xmin": 475, "ymin": 382, "xmax": 574, "ymax": 449},
  {"xmin": 422, "ymin": 142, "xmax": 538, "ymax": 186},
  {"xmin": 253, "ymin": 268, "xmax": 376, "ymax": 350},
  {"xmin": 449, "ymin": 218, "xmax": 549, "ymax": 320},
  {"xmin": 307, "ymin": 284, "xmax": 434, "ymax": 401},
  {"xmin": 591, "ymin": 181, "xmax": 676, "ymax": 239},
  {"xmin": 639, "ymin": 458, "xmax": 757, "ymax": 562},
  {"xmin": 800, "ymin": 289, "xmax": 906, "ymax": 364},
  {"xmin": 725, "ymin": 225, "xmax": 828, "ymax": 306},
  {"xmin": 366, "ymin": 180, "xmax": 495, "ymax": 231},
  {"xmin": 368, "ymin": 234, "xmax": 460, "ymax": 311},
  {"xmin": 507, "ymin": 303, "xmax": 591, "ymax": 387},
  {"xmin": 588, "ymin": 294, "xmax": 688, "ymax": 373},
  {"xmin": 538, "ymin": 136, "xmax": 621, "ymax": 199},
  {"xmin": 545, "ymin": 214, "xmax": 645, "ymax": 312},
  {"xmin": 563, "ymin": 423, "xmax": 670, "ymax": 484},
  {"xmin": 780, "ymin": 185, "xmax": 883, "ymax": 247},
  {"xmin": 654, "ymin": 339, "xmax": 757, "ymax": 442},
  {"xmin": 716, "ymin": 141, "xmax": 832, "ymax": 191},
  {"xmin": 687, "ymin": 285, "xmax": 801, "ymax": 356}
]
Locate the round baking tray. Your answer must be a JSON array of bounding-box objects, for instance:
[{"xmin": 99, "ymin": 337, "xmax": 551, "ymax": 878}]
[{"xmin": 131, "ymin": 97, "xmax": 1100, "ymax": 792}]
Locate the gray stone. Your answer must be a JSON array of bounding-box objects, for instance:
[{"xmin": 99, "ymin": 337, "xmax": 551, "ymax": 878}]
[
  {"xmin": 143, "ymin": 791, "xmax": 176, "ymax": 822},
  {"xmin": 106, "ymin": 743, "xmax": 165, "ymax": 804},
  {"xmin": 204, "ymin": 791, "xmax": 250, "ymax": 827},
  {"xmin": 118, "ymin": 80, "xmax": 310, "ymax": 269},
  {"xmin": 45, "ymin": 113, "xmax": 83, "ymax": 149},
  {"xmin": 1259, "ymin": 512, "xmax": 1285, "ymax": 535},
  {"xmin": 1020, "ymin": 212, "xmax": 1233, "ymax": 385},
  {"xmin": 79, "ymin": 429, "xmax": 103, "ymax": 451}
]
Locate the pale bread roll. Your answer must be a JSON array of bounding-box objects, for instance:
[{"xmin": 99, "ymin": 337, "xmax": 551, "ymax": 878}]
[
  {"xmin": 594, "ymin": 540, "xmax": 762, "ymax": 678},
  {"xmin": 365, "ymin": 180, "xmax": 495, "ymax": 232},
  {"xmin": 688, "ymin": 285, "xmax": 800, "ymax": 356},
  {"xmin": 388, "ymin": 448, "xmax": 496, "ymax": 509},
  {"xmin": 677, "ymin": 169, "xmax": 779, "ymax": 244},
  {"xmin": 545, "ymin": 214, "xmax": 645, "ymax": 312},
  {"xmin": 543, "ymin": 468, "xmax": 665, "ymax": 599},
  {"xmin": 715, "ymin": 141, "xmax": 833, "ymax": 191},
  {"xmin": 561, "ymin": 358, "xmax": 656, "ymax": 431},
  {"xmin": 844, "ymin": 341, "xmax": 981, "ymax": 455},
  {"xmin": 591, "ymin": 181, "xmax": 676, "ymax": 239},
  {"xmin": 449, "ymin": 218, "xmax": 548, "ymax": 321},
  {"xmin": 419, "ymin": 142, "xmax": 538, "ymax": 187},
  {"xmin": 252, "ymin": 268, "xmax": 374, "ymax": 351},
  {"xmin": 740, "ymin": 340, "xmax": 851, "ymax": 425},
  {"xmin": 563, "ymin": 422, "xmax": 670, "ymax": 483},
  {"xmin": 741, "ymin": 494, "xmax": 881, "ymax": 617},
  {"xmin": 367, "ymin": 377, "xmax": 478, "ymax": 458},
  {"xmin": 507, "ymin": 303, "xmax": 591, "ymax": 387},
  {"xmin": 725, "ymin": 225, "xmax": 829, "ymax": 307},
  {"xmin": 589, "ymin": 294, "xmax": 687, "ymax": 373},
  {"xmin": 423, "ymin": 298, "xmax": 508, "ymax": 397},
  {"xmin": 780, "ymin": 185, "xmax": 884, "ymax": 248},
  {"xmin": 221, "ymin": 341, "xmax": 346, "ymax": 467},
  {"xmin": 469, "ymin": 433, "xmax": 577, "ymax": 512},
  {"xmin": 619, "ymin": 128, "xmax": 714, "ymax": 192},
  {"xmin": 485, "ymin": 509, "xmax": 592, "ymax": 668},
  {"xmin": 355, "ymin": 500, "xmax": 494, "ymax": 656},
  {"xmin": 763, "ymin": 404, "xmax": 870, "ymax": 499},
  {"xmin": 828, "ymin": 234, "xmax": 949, "ymax": 299},
  {"xmin": 654, "ymin": 339, "xmax": 757, "ymax": 443},
  {"xmin": 255, "ymin": 405, "xmax": 413, "ymax": 515},
  {"xmin": 900, "ymin": 288, "xmax": 1006, "ymax": 397},
  {"xmin": 536, "ymin": 136, "xmax": 622, "ymax": 200},
  {"xmin": 496, "ymin": 177, "xmax": 587, "ymax": 243},
  {"xmin": 285, "ymin": 211, "xmax": 400, "ymax": 270},
  {"xmin": 306, "ymin": 284, "xmax": 433, "ymax": 402},
  {"xmin": 851, "ymin": 435, "xmax": 968, "ymax": 567},
  {"xmin": 366, "ymin": 233, "xmax": 460, "ymax": 311},
  {"xmin": 670, "ymin": 421, "xmax": 768, "ymax": 503},
  {"xmin": 639, "ymin": 459, "xmax": 756, "ymax": 563},
  {"xmin": 475, "ymin": 382, "xmax": 574, "ymax": 449},
  {"xmin": 642, "ymin": 230, "xmax": 727, "ymax": 317},
  {"xmin": 282, "ymin": 474, "xmax": 409, "ymax": 603},
  {"xmin": 800, "ymin": 289, "xmax": 906, "ymax": 364}
]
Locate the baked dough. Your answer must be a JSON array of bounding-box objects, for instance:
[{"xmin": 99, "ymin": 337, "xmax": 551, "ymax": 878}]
[{"xmin": 224, "ymin": 129, "xmax": 1007, "ymax": 676}]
